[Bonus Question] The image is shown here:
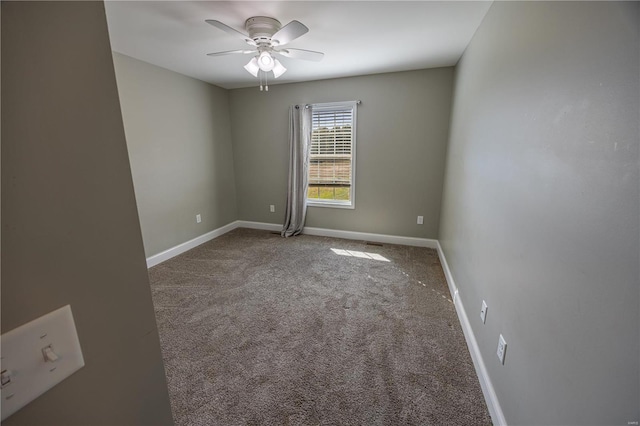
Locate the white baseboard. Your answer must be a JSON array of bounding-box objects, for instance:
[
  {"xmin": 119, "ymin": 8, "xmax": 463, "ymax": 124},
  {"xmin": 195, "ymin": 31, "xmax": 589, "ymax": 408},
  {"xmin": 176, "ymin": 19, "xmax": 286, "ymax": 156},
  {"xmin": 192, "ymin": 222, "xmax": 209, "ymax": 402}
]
[
  {"xmin": 237, "ymin": 221, "xmax": 438, "ymax": 248},
  {"xmin": 146, "ymin": 220, "xmax": 278, "ymax": 267},
  {"xmin": 146, "ymin": 221, "xmax": 238, "ymax": 268},
  {"xmin": 148, "ymin": 220, "xmax": 438, "ymax": 268},
  {"xmin": 235, "ymin": 220, "xmax": 282, "ymax": 232},
  {"xmin": 303, "ymin": 226, "xmax": 438, "ymax": 248},
  {"xmin": 436, "ymin": 241, "xmax": 507, "ymax": 426}
]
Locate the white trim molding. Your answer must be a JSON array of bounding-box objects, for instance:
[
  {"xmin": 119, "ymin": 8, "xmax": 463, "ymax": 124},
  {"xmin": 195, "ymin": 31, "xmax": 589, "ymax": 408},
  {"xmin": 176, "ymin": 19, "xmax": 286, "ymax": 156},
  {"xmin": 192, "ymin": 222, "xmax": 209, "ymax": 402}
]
[
  {"xmin": 236, "ymin": 221, "xmax": 438, "ymax": 248},
  {"xmin": 145, "ymin": 221, "xmax": 238, "ymax": 268},
  {"xmin": 235, "ymin": 220, "xmax": 281, "ymax": 232},
  {"xmin": 147, "ymin": 220, "xmax": 438, "ymax": 267},
  {"xmin": 302, "ymin": 226, "xmax": 437, "ymax": 248},
  {"xmin": 436, "ymin": 241, "xmax": 507, "ymax": 426}
]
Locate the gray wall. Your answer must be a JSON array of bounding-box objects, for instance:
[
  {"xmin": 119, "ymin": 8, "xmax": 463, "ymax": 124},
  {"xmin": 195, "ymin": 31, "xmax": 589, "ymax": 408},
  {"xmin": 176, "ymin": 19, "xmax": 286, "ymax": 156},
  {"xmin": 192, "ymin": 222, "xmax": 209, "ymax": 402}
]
[
  {"xmin": 439, "ymin": 2, "xmax": 639, "ymax": 424},
  {"xmin": 230, "ymin": 69, "xmax": 453, "ymax": 239},
  {"xmin": 113, "ymin": 53, "xmax": 238, "ymax": 257},
  {"xmin": 1, "ymin": 2, "xmax": 173, "ymax": 425}
]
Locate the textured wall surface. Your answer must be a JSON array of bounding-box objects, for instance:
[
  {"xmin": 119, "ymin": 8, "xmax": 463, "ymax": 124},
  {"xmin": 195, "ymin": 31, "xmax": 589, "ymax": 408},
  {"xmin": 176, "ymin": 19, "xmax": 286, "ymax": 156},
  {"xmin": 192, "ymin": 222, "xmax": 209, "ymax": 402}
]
[
  {"xmin": 230, "ymin": 69, "xmax": 454, "ymax": 239},
  {"xmin": 1, "ymin": 2, "xmax": 173, "ymax": 424},
  {"xmin": 113, "ymin": 53, "xmax": 238, "ymax": 257},
  {"xmin": 439, "ymin": 2, "xmax": 639, "ymax": 424}
]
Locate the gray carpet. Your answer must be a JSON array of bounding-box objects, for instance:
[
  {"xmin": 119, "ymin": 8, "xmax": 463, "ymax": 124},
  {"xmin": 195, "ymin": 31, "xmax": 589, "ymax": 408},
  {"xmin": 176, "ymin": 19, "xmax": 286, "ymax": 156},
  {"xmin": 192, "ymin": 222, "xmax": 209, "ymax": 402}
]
[{"xmin": 148, "ymin": 228, "xmax": 492, "ymax": 425}]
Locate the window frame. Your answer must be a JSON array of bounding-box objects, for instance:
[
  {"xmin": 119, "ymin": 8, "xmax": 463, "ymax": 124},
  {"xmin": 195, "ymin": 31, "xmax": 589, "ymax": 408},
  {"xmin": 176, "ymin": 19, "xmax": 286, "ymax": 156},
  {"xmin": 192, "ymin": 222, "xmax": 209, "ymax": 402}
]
[{"xmin": 306, "ymin": 101, "xmax": 358, "ymax": 209}]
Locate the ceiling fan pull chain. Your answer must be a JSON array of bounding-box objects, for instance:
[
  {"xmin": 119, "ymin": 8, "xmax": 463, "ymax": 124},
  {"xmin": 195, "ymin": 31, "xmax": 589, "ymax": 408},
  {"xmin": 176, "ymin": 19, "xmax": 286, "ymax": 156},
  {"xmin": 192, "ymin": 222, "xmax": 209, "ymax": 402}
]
[
  {"xmin": 259, "ymin": 70, "xmax": 263, "ymax": 91},
  {"xmin": 265, "ymin": 72, "xmax": 269, "ymax": 91}
]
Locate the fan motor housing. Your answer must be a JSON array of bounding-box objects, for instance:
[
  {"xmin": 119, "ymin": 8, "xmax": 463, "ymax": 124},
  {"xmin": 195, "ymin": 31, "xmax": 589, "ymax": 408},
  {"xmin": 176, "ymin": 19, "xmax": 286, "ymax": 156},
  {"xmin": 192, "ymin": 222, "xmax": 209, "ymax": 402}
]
[{"xmin": 245, "ymin": 16, "xmax": 281, "ymax": 43}]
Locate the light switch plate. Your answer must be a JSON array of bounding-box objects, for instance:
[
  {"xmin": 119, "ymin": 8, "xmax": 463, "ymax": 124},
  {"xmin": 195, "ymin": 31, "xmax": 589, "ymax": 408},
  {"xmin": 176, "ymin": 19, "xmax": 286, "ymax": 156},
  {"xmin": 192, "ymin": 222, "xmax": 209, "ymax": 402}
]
[
  {"xmin": 480, "ymin": 300, "xmax": 488, "ymax": 324},
  {"xmin": 1, "ymin": 305, "xmax": 84, "ymax": 420},
  {"xmin": 497, "ymin": 334, "xmax": 507, "ymax": 365}
]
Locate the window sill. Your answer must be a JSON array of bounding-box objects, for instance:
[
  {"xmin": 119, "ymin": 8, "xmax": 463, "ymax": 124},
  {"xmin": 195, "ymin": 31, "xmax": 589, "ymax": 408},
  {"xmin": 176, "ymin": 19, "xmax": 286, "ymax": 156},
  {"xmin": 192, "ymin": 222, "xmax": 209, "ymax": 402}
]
[{"xmin": 307, "ymin": 200, "xmax": 354, "ymax": 210}]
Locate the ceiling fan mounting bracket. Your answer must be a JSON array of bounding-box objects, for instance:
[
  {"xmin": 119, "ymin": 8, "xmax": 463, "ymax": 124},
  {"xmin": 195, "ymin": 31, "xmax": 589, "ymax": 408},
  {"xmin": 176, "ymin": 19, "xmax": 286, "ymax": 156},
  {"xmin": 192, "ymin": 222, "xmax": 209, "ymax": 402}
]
[{"xmin": 245, "ymin": 16, "xmax": 281, "ymax": 44}]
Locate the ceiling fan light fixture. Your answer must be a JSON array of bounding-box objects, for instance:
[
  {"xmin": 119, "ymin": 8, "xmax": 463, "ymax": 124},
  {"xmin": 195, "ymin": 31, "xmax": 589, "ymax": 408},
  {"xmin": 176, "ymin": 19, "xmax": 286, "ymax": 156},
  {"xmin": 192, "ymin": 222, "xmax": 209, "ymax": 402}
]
[
  {"xmin": 258, "ymin": 51, "xmax": 275, "ymax": 72},
  {"xmin": 272, "ymin": 59, "xmax": 287, "ymax": 78},
  {"xmin": 206, "ymin": 16, "xmax": 323, "ymax": 90},
  {"xmin": 244, "ymin": 57, "xmax": 259, "ymax": 77}
]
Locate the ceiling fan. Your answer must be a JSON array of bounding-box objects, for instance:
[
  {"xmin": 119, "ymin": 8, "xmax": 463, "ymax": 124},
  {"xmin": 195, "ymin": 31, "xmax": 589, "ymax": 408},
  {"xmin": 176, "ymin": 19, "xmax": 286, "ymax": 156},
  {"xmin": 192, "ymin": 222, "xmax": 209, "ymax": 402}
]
[{"xmin": 206, "ymin": 16, "xmax": 324, "ymax": 89}]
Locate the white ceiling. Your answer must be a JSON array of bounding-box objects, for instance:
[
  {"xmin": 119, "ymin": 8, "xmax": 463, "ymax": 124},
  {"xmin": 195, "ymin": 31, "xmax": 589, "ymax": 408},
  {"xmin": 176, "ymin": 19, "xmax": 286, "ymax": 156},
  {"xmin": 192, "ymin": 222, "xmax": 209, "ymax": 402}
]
[{"xmin": 105, "ymin": 1, "xmax": 492, "ymax": 89}]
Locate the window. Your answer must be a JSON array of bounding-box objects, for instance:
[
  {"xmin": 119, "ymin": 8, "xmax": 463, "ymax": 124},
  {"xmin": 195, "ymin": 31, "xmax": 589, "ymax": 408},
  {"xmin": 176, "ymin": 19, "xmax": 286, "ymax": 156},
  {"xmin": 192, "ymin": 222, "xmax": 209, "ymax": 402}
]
[{"xmin": 307, "ymin": 101, "xmax": 358, "ymax": 208}]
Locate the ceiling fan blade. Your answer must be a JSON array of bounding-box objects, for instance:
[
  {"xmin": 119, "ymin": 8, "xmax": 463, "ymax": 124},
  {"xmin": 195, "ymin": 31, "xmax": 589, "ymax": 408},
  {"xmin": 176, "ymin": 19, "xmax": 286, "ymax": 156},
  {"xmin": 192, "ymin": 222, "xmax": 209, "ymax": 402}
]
[
  {"xmin": 207, "ymin": 49, "xmax": 256, "ymax": 57},
  {"xmin": 271, "ymin": 20, "xmax": 308, "ymax": 46},
  {"xmin": 276, "ymin": 48, "xmax": 324, "ymax": 62},
  {"xmin": 205, "ymin": 20, "xmax": 256, "ymax": 46}
]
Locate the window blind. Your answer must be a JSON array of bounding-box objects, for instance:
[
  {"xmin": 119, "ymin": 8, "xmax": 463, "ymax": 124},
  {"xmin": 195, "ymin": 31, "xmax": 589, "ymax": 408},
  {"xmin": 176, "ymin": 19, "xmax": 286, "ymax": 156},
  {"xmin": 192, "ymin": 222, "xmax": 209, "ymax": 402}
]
[{"xmin": 309, "ymin": 108, "xmax": 353, "ymax": 187}]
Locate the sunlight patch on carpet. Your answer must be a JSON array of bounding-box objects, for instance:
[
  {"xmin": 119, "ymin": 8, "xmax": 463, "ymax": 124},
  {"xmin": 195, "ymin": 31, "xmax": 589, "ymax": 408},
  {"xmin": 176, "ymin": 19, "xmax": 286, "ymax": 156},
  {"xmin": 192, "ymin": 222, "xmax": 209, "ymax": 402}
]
[{"xmin": 330, "ymin": 248, "xmax": 390, "ymax": 262}]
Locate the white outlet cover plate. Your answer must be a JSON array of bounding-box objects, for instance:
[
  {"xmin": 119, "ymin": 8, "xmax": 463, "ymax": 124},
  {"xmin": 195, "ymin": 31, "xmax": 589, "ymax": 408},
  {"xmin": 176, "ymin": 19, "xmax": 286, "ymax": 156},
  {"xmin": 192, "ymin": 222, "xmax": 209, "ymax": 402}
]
[
  {"xmin": 497, "ymin": 334, "xmax": 507, "ymax": 364},
  {"xmin": 480, "ymin": 300, "xmax": 488, "ymax": 323},
  {"xmin": 1, "ymin": 305, "xmax": 84, "ymax": 420}
]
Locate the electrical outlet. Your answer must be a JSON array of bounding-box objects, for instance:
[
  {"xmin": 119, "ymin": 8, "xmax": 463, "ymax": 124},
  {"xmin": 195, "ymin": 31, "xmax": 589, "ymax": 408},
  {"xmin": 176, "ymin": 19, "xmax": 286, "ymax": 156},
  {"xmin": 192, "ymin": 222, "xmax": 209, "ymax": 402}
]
[
  {"xmin": 269, "ymin": 205, "xmax": 275, "ymax": 213},
  {"xmin": 417, "ymin": 216, "xmax": 424, "ymax": 225},
  {"xmin": 480, "ymin": 300, "xmax": 488, "ymax": 324},
  {"xmin": 196, "ymin": 214, "xmax": 201, "ymax": 223},
  {"xmin": 497, "ymin": 334, "xmax": 507, "ymax": 364}
]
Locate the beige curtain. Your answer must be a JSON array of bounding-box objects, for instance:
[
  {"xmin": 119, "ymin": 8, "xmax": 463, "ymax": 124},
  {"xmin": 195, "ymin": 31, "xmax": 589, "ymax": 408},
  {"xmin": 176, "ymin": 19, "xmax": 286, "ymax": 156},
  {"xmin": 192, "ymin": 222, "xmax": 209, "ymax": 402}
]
[{"xmin": 282, "ymin": 104, "xmax": 312, "ymax": 237}]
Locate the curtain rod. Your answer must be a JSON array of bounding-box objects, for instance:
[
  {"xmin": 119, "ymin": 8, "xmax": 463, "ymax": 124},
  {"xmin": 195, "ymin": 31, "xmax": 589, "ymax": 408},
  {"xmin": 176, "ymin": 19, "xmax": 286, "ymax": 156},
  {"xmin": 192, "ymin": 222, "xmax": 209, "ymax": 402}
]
[{"xmin": 296, "ymin": 100, "xmax": 361, "ymax": 109}]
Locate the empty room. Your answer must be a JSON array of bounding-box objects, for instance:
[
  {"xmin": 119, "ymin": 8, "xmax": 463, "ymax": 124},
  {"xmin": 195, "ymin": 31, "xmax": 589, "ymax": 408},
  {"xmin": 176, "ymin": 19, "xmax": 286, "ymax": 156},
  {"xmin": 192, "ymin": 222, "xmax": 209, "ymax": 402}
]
[{"xmin": 1, "ymin": 1, "xmax": 638, "ymax": 425}]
